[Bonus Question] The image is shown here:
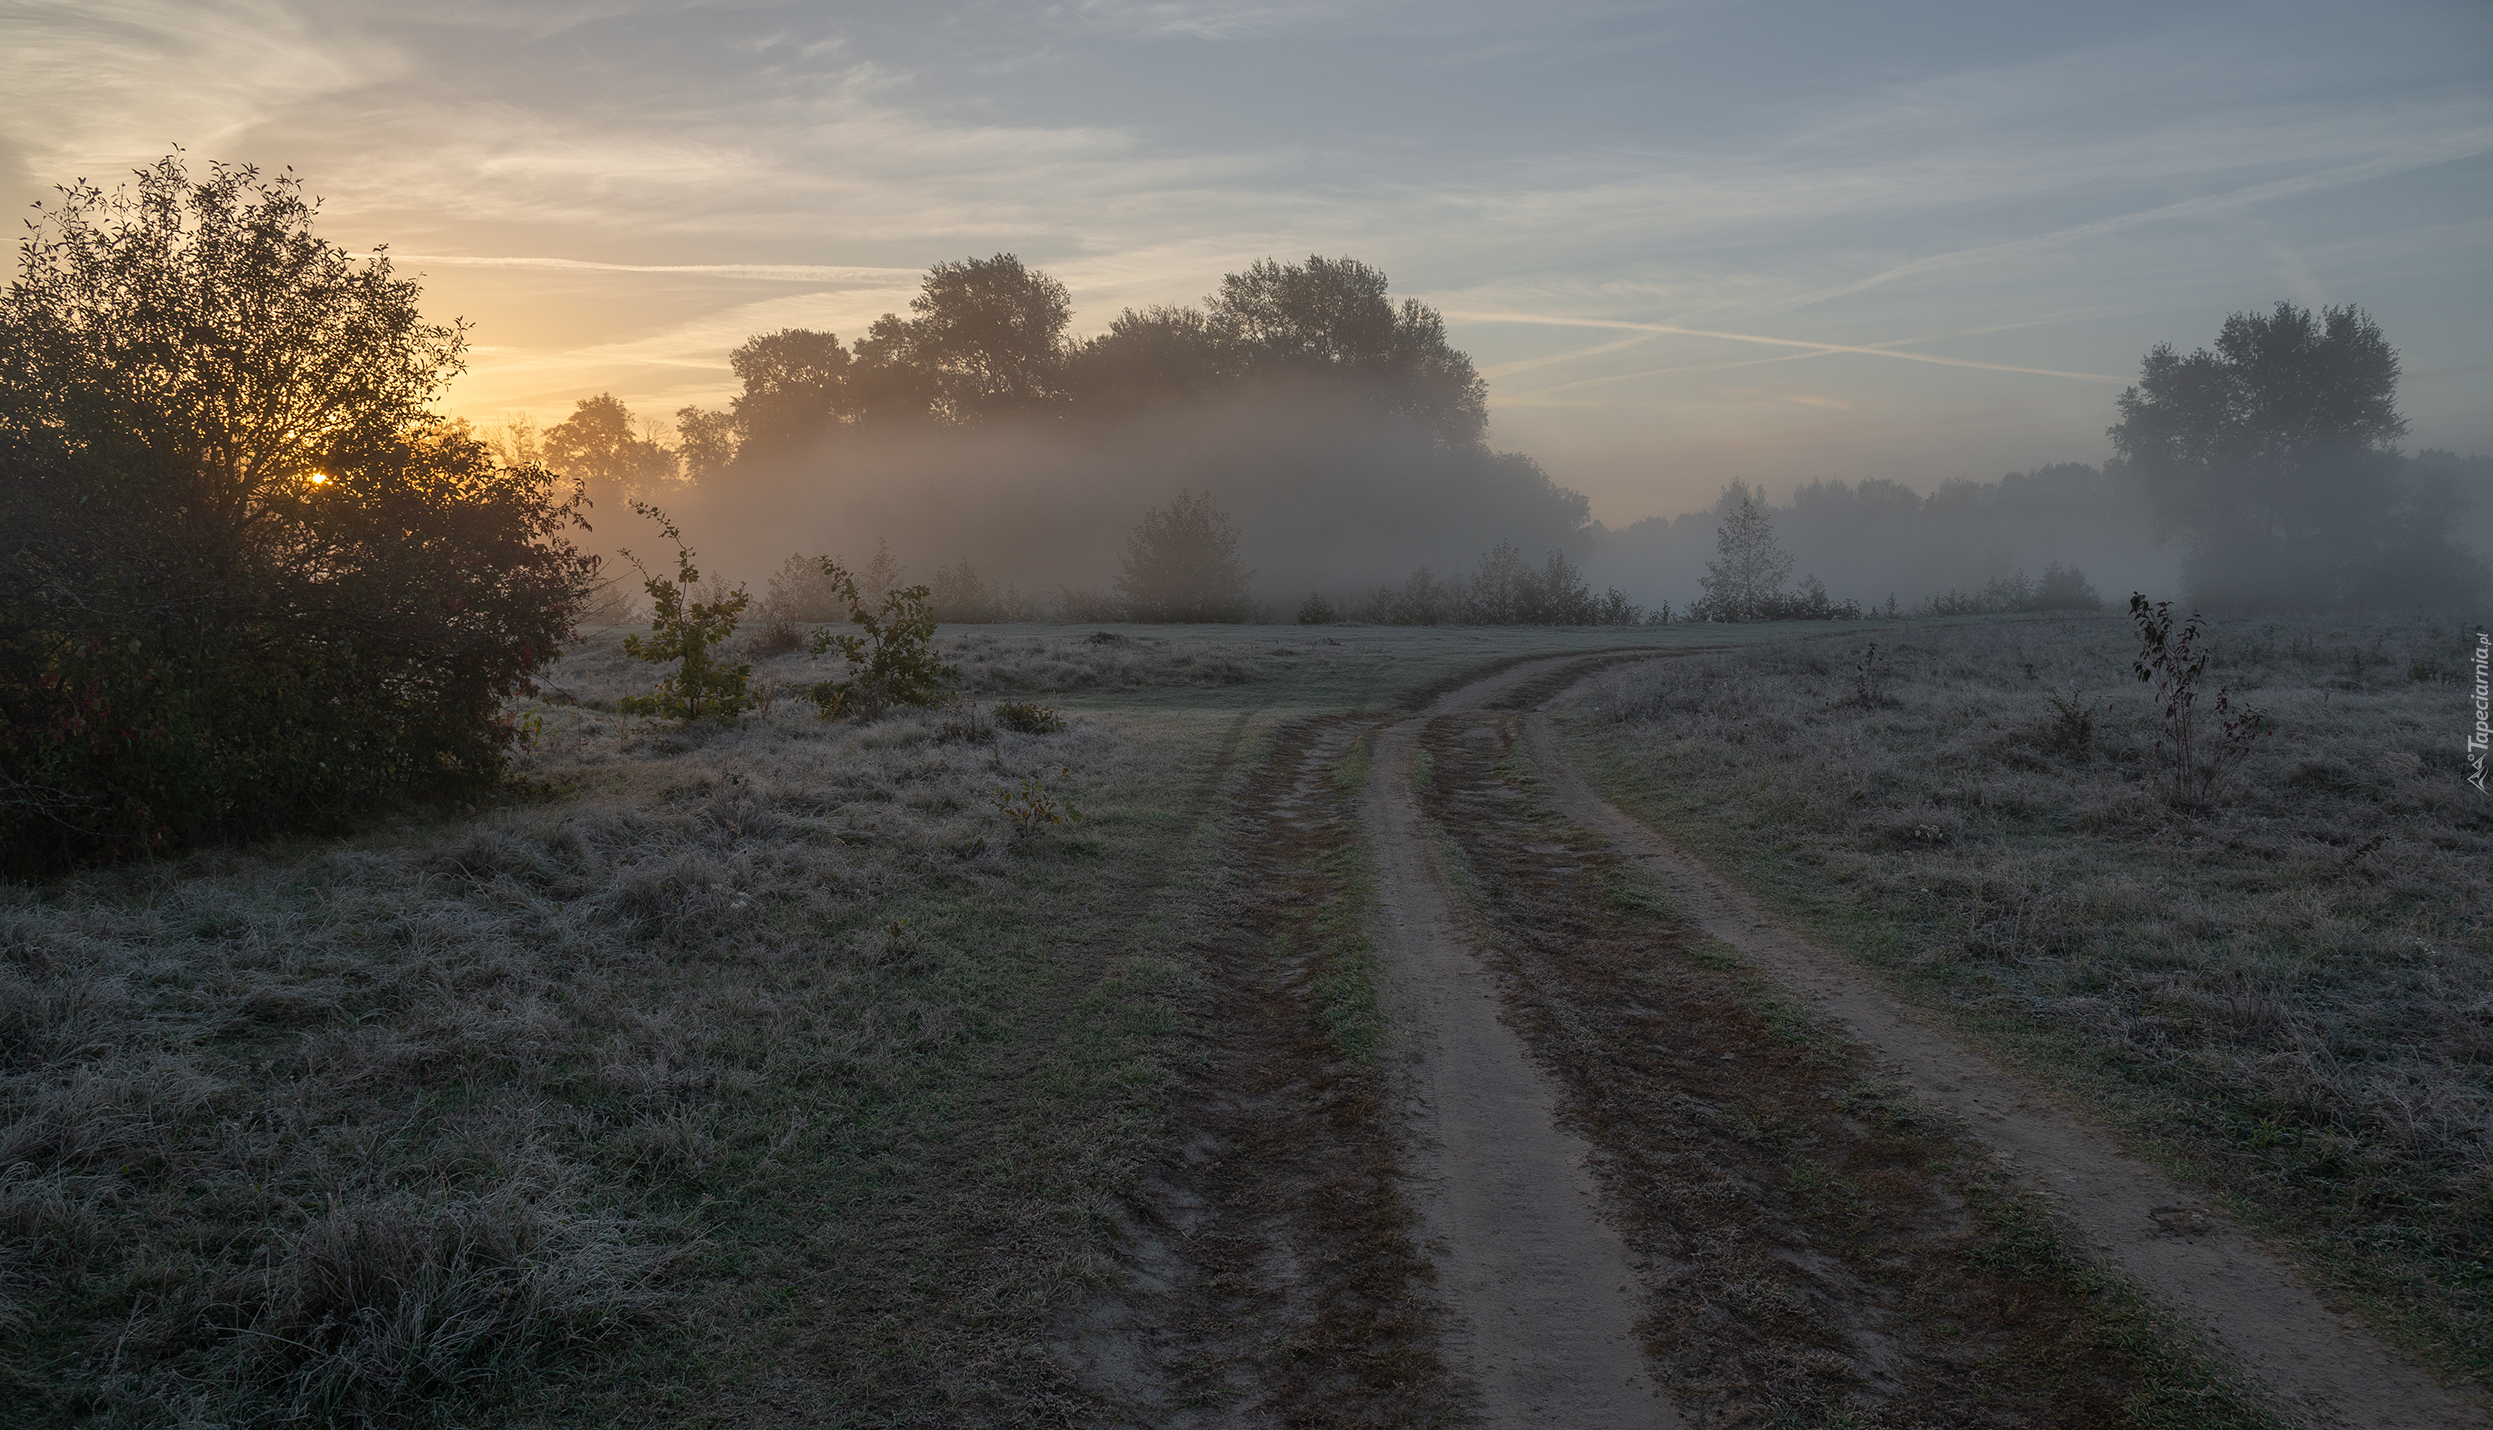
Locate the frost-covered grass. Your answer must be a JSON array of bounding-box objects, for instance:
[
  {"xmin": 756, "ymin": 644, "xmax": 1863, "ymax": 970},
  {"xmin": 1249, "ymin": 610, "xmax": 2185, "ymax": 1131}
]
[
  {"xmin": 0, "ymin": 617, "xmax": 1762, "ymax": 1426},
  {"xmin": 1, "ymin": 666, "xmax": 1222, "ymax": 1425},
  {"xmin": 1569, "ymin": 612, "xmax": 2493, "ymax": 1384}
]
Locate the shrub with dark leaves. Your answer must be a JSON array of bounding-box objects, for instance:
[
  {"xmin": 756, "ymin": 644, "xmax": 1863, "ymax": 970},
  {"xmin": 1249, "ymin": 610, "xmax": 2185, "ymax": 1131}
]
[{"xmin": 0, "ymin": 156, "xmax": 596, "ymax": 872}]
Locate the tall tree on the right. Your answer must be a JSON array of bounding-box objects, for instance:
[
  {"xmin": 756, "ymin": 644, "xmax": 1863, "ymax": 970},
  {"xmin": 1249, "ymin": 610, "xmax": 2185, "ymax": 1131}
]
[{"xmin": 2110, "ymin": 302, "xmax": 2484, "ymax": 609}]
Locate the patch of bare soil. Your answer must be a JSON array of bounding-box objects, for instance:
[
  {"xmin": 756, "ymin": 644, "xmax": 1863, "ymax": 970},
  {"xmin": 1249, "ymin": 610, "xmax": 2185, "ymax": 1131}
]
[
  {"xmin": 1065, "ymin": 713, "xmax": 1466, "ymax": 1427},
  {"xmin": 1508, "ymin": 661, "xmax": 2490, "ymax": 1430}
]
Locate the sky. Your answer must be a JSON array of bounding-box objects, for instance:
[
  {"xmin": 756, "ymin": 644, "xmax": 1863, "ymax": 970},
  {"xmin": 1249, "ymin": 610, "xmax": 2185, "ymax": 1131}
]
[{"xmin": 4, "ymin": 0, "xmax": 2488, "ymax": 524}]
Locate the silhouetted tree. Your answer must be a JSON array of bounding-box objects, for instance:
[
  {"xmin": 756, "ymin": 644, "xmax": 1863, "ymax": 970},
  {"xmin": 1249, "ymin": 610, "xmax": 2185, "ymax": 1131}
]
[
  {"xmin": 1693, "ymin": 484, "xmax": 1794, "ymax": 620},
  {"xmin": 2112, "ymin": 302, "xmax": 2484, "ymax": 608},
  {"xmin": 729, "ymin": 328, "xmax": 852, "ymax": 454},
  {"xmin": 0, "ymin": 155, "xmax": 595, "ymax": 870},
  {"xmin": 544, "ymin": 393, "xmax": 677, "ymax": 509},
  {"xmin": 1207, "ymin": 255, "xmax": 1488, "ymax": 449},
  {"xmin": 675, "ymin": 405, "xmax": 738, "ymax": 481},
  {"xmin": 1066, "ymin": 303, "xmax": 1232, "ymax": 413},
  {"xmin": 1117, "ymin": 491, "xmax": 1255, "ymax": 622},
  {"xmin": 853, "ymin": 255, "xmax": 1071, "ymax": 424}
]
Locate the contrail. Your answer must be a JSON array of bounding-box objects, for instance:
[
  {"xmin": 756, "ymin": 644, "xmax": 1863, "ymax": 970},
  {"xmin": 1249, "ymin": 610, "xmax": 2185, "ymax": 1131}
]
[
  {"xmin": 392, "ymin": 255, "xmax": 919, "ymax": 283},
  {"xmin": 1485, "ymin": 313, "xmax": 2096, "ymax": 387},
  {"xmin": 1524, "ymin": 349, "xmax": 1829, "ymax": 394},
  {"xmin": 1452, "ymin": 312, "xmax": 2126, "ymax": 382},
  {"xmin": 1771, "ymin": 132, "xmax": 2493, "ymax": 316}
]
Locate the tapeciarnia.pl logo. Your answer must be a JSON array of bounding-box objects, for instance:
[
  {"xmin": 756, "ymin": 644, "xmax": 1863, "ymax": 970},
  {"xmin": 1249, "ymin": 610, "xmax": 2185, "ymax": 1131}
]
[{"xmin": 2471, "ymin": 631, "xmax": 2490, "ymax": 793}]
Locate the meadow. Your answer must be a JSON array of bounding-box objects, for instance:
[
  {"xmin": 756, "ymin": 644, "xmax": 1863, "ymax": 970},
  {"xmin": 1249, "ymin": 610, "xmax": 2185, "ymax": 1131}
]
[
  {"xmin": 1567, "ymin": 613, "xmax": 2493, "ymax": 1386},
  {"xmin": 0, "ymin": 620, "xmax": 1711, "ymax": 1428},
  {"xmin": 15, "ymin": 608, "xmax": 2478, "ymax": 1426}
]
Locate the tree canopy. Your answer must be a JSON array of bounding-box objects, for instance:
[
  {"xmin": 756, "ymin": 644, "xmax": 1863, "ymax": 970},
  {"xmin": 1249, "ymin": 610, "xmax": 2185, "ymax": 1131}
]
[
  {"xmin": 544, "ymin": 392, "xmax": 677, "ymax": 506},
  {"xmin": 1204, "ymin": 255, "xmax": 1488, "ymax": 447},
  {"xmin": 673, "ymin": 251, "xmax": 1496, "ymax": 463},
  {"xmin": 728, "ymin": 327, "xmax": 853, "ymax": 456},
  {"xmin": 0, "ymin": 155, "xmax": 595, "ymax": 869},
  {"xmin": 2111, "ymin": 302, "xmax": 2482, "ymax": 608}
]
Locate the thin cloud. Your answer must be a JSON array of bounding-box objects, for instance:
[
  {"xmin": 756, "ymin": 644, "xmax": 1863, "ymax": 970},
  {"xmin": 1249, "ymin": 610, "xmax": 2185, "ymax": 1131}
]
[
  {"xmin": 397, "ymin": 254, "xmax": 922, "ymax": 283},
  {"xmin": 1453, "ymin": 314, "xmax": 2127, "ymax": 383},
  {"xmin": 1769, "ymin": 130, "xmax": 2493, "ymax": 317}
]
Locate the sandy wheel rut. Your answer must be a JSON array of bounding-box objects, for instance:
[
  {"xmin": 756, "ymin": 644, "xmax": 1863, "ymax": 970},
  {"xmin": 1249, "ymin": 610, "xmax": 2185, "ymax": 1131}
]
[
  {"xmin": 1351, "ymin": 653, "xmax": 2485, "ymax": 1428},
  {"xmin": 1368, "ymin": 705, "xmax": 1670, "ymax": 1426}
]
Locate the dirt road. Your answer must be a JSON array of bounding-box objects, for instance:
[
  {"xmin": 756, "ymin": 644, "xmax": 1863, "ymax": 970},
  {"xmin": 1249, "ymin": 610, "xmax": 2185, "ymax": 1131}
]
[
  {"xmin": 1515, "ymin": 672, "xmax": 2488, "ymax": 1430},
  {"xmin": 1093, "ymin": 650, "xmax": 2485, "ymax": 1427},
  {"xmin": 1368, "ymin": 669, "xmax": 1673, "ymax": 1426}
]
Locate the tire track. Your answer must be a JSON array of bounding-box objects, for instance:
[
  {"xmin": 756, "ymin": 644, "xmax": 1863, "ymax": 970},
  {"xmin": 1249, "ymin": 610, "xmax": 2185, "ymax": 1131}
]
[
  {"xmin": 1513, "ymin": 661, "xmax": 2488, "ymax": 1430},
  {"xmin": 1369, "ymin": 661, "xmax": 1673, "ymax": 1426}
]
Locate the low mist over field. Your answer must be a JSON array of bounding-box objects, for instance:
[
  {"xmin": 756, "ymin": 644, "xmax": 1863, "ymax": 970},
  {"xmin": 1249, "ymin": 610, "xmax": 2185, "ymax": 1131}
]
[{"xmin": 524, "ymin": 255, "xmax": 2491, "ymax": 622}]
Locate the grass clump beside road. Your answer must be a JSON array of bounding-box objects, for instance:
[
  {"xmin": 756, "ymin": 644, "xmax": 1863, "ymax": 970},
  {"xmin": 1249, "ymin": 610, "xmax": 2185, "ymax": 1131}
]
[
  {"xmin": 0, "ymin": 639, "xmax": 1238, "ymax": 1427},
  {"xmin": 1569, "ymin": 612, "xmax": 2493, "ymax": 1385}
]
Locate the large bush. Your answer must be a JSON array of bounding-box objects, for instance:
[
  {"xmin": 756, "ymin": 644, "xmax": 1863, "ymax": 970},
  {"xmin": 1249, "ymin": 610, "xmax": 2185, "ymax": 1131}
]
[
  {"xmin": 1116, "ymin": 490, "xmax": 1257, "ymax": 622},
  {"xmin": 0, "ymin": 156, "xmax": 596, "ymax": 872}
]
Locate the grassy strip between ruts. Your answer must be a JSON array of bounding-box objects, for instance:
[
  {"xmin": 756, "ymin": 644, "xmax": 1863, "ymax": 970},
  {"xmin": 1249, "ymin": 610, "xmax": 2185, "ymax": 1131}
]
[
  {"xmin": 1415, "ymin": 704, "xmax": 2289, "ymax": 1428},
  {"xmin": 1095, "ymin": 718, "xmax": 1463, "ymax": 1425},
  {"xmin": 1561, "ymin": 614, "xmax": 2493, "ymax": 1389}
]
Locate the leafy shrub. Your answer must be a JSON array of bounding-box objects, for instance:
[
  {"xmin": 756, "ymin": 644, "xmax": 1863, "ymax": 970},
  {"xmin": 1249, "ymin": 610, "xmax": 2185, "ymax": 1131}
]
[
  {"xmin": 993, "ymin": 701, "xmax": 1066, "ymax": 734},
  {"xmin": 2129, "ymin": 593, "xmax": 2270, "ymax": 808},
  {"xmin": 744, "ymin": 615, "xmax": 803, "ymax": 657},
  {"xmin": 993, "ymin": 771, "xmax": 1083, "ymax": 831},
  {"xmin": 617, "ymin": 505, "xmax": 753, "ymax": 722},
  {"xmin": 807, "ymin": 562, "xmax": 958, "ymax": 718},
  {"xmin": 1849, "ymin": 643, "xmax": 1895, "ymax": 708},
  {"xmin": 2041, "ymin": 687, "xmax": 2099, "ymax": 755},
  {"xmin": 0, "ymin": 156, "xmax": 596, "ymax": 873},
  {"xmin": 1297, "ymin": 590, "xmax": 1340, "ymax": 624}
]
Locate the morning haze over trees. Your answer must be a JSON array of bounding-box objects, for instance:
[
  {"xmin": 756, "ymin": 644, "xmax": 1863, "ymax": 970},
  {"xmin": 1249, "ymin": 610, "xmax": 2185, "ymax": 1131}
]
[
  {"xmin": 10, "ymin": 151, "xmax": 2486, "ymax": 868},
  {"xmin": 8, "ymin": 152, "xmax": 2489, "ymax": 875},
  {"xmin": 531, "ymin": 253, "xmax": 2486, "ymax": 630}
]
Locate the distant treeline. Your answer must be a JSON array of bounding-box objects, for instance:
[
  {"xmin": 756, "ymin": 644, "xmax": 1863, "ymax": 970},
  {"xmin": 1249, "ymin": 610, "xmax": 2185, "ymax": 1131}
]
[
  {"xmin": 516, "ymin": 254, "xmax": 1592, "ymax": 620},
  {"xmin": 525, "ymin": 283, "xmax": 2487, "ymax": 620},
  {"xmin": 524, "ymin": 252, "xmax": 1494, "ymax": 492},
  {"xmin": 1587, "ymin": 465, "xmax": 2159, "ymax": 617},
  {"xmin": 1311, "ymin": 540, "xmax": 1644, "ymax": 626}
]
